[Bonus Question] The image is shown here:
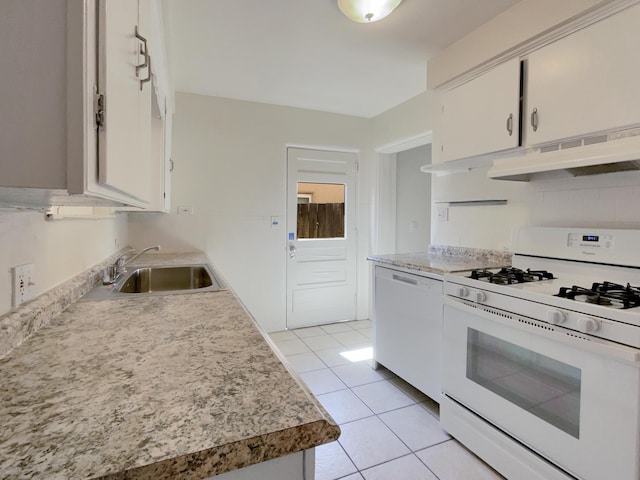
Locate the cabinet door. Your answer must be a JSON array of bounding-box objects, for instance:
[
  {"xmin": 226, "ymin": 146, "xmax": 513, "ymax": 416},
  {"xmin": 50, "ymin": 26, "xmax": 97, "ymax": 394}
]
[
  {"xmin": 526, "ymin": 4, "xmax": 640, "ymax": 145},
  {"xmin": 440, "ymin": 58, "xmax": 521, "ymax": 162},
  {"xmin": 98, "ymin": 0, "xmax": 151, "ymax": 204}
]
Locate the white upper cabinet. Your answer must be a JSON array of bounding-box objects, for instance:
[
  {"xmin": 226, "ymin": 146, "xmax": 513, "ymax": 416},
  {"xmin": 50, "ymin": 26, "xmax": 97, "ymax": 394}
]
[
  {"xmin": 439, "ymin": 58, "xmax": 521, "ymax": 163},
  {"xmin": 116, "ymin": 0, "xmax": 173, "ymax": 213},
  {"xmin": 0, "ymin": 0, "xmax": 169, "ymax": 209},
  {"xmin": 97, "ymin": 0, "xmax": 152, "ymax": 205},
  {"xmin": 525, "ymin": 4, "xmax": 640, "ymax": 146}
]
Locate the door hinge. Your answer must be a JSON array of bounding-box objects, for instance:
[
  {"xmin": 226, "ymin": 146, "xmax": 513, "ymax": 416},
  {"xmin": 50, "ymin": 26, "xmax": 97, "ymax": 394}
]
[{"xmin": 95, "ymin": 93, "xmax": 105, "ymax": 128}]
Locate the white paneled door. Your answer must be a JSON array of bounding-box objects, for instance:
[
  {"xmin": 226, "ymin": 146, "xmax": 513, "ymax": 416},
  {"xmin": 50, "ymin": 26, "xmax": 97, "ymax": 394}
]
[{"xmin": 286, "ymin": 148, "xmax": 357, "ymax": 329}]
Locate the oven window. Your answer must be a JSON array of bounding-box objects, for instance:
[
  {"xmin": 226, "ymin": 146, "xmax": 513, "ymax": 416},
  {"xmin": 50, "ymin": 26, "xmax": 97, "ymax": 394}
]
[{"xmin": 467, "ymin": 328, "xmax": 581, "ymax": 438}]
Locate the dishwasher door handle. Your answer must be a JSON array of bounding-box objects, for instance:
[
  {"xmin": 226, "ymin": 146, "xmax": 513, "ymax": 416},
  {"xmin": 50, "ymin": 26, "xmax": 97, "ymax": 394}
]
[{"xmin": 392, "ymin": 274, "xmax": 418, "ymax": 286}]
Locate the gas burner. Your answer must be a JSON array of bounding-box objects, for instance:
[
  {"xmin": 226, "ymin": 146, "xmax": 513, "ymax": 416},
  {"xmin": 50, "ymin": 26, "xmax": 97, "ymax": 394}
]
[
  {"xmin": 586, "ymin": 295, "xmax": 612, "ymax": 305},
  {"xmin": 469, "ymin": 268, "xmax": 554, "ymax": 285},
  {"xmin": 556, "ymin": 282, "xmax": 640, "ymax": 309},
  {"xmin": 470, "ymin": 269, "xmax": 493, "ymax": 281}
]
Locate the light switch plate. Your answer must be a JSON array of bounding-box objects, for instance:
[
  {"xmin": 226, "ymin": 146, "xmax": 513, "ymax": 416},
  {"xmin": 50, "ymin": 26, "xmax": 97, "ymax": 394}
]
[{"xmin": 436, "ymin": 205, "xmax": 449, "ymax": 222}]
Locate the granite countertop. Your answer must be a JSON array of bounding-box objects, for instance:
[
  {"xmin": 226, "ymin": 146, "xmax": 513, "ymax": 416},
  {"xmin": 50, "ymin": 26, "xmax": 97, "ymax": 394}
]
[
  {"xmin": 367, "ymin": 244, "xmax": 511, "ymax": 275},
  {"xmin": 0, "ymin": 252, "xmax": 339, "ymax": 479}
]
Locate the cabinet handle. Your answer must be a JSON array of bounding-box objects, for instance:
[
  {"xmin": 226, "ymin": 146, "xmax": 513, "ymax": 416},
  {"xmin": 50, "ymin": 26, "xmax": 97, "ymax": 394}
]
[
  {"xmin": 392, "ymin": 274, "xmax": 418, "ymax": 286},
  {"xmin": 506, "ymin": 113, "xmax": 513, "ymax": 136},
  {"xmin": 531, "ymin": 108, "xmax": 539, "ymax": 132},
  {"xmin": 169, "ymin": 158, "xmax": 174, "ymax": 172},
  {"xmin": 140, "ymin": 55, "xmax": 152, "ymax": 90},
  {"xmin": 135, "ymin": 27, "xmax": 151, "ymax": 91}
]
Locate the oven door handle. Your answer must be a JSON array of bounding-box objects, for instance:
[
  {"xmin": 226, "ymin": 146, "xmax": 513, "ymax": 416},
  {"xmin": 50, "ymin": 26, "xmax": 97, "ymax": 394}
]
[{"xmin": 445, "ymin": 296, "xmax": 640, "ymax": 366}]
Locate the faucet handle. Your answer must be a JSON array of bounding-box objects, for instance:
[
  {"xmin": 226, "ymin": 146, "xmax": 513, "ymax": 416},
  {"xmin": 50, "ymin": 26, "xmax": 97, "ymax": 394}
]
[{"xmin": 102, "ymin": 265, "xmax": 116, "ymax": 285}]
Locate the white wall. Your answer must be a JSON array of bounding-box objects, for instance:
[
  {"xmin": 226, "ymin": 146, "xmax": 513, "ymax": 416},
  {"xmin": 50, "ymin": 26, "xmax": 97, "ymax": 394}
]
[
  {"xmin": 527, "ymin": 171, "xmax": 640, "ymax": 228},
  {"xmin": 129, "ymin": 93, "xmax": 370, "ymax": 333},
  {"xmin": 431, "ymin": 166, "xmax": 530, "ymax": 250},
  {"xmin": 427, "ymin": 0, "xmax": 604, "ymax": 88},
  {"xmin": 396, "ymin": 145, "xmax": 432, "ymax": 252},
  {"xmin": 0, "ymin": 210, "xmax": 127, "ymax": 316},
  {"xmin": 369, "ymin": 91, "xmax": 435, "ymax": 255},
  {"xmin": 370, "ymin": 91, "xmax": 435, "ymax": 148}
]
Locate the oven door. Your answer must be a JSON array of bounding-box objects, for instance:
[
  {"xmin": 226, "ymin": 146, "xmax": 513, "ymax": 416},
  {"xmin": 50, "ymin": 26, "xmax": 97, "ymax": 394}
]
[{"xmin": 442, "ymin": 296, "xmax": 640, "ymax": 480}]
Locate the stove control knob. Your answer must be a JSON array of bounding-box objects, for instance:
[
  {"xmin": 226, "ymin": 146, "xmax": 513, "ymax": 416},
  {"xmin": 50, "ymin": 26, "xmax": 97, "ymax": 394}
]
[
  {"xmin": 577, "ymin": 316, "xmax": 600, "ymax": 334},
  {"xmin": 456, "ymin": 287, "xmax": 470, "ymax": 298},
  {"xmin": 547, "ymin": 310, "xmax": 566, "ymax": 325},
  {"xmin": 475, "ymin": 291, "xmax": 487, "ymax": 303}
]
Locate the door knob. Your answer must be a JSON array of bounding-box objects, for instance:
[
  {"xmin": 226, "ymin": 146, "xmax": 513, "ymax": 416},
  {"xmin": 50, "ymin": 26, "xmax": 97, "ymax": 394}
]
[{"xmin": 289, "ymin": 244, "xmax": 296, "ymax": 259}]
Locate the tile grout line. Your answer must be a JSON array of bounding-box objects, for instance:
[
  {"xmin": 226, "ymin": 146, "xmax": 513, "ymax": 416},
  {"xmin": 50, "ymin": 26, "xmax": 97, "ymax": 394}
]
[{"xmin": 271, "ymin": 323, "xmax": 452, "ymax": 480}]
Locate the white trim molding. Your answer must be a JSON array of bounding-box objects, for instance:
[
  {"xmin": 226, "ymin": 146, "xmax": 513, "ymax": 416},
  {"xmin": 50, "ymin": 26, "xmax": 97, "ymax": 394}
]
[
  {"xmin": 436, "ymin": 0, "xmax": 640, "ymax": 91},
  {"xmin": 376, "ymin": 131, "xmax": 433, "ymax": 154}
]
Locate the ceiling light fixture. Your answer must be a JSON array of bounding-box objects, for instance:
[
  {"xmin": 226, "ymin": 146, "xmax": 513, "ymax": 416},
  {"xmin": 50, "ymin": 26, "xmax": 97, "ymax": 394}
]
[{"xmin": 337, "ymin": 0, "xmax": 403, "ymax": 23}]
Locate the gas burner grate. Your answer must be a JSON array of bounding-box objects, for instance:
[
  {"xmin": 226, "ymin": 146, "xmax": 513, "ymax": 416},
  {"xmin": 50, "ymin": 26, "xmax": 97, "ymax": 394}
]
[
  {"xmin": 469, "ymin": 267, "xmax": 554, "ymax": 285},
  {"xmin": 556, "ymin": 282, "xmax": 640, "ymax": 309}
]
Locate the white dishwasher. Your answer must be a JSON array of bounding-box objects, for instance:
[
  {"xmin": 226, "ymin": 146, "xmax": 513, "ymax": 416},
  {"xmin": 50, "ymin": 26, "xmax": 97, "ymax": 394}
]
[{"xmin": 374, "ymin": 265, "xmax": 443, "ymax": 402}]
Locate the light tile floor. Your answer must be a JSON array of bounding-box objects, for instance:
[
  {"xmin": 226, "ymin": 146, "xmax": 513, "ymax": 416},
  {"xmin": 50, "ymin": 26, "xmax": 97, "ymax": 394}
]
[{"xmin": 269, "ymin": 320, "xmax": 505, "ymax": 480}]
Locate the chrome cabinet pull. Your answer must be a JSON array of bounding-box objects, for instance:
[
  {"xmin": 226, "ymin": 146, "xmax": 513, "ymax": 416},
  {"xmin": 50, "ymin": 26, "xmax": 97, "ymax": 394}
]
[
  {"xmin": 392, "ymin": 274, "xmax": 418, "ymax": 286},
  {"xmin": 140, "ymin": 54, "xmax": 152, "ymax": 89},
  {"xmin": 506, "ymin": 113, "xmax": 513, "ymax": 136},
  {"xmin": 135, "ymin": 26, "xmax": 151, "ymax": 90},
  {"xmin": 531, "ymin": 108, "xmax": 539, "ymax": 132}
]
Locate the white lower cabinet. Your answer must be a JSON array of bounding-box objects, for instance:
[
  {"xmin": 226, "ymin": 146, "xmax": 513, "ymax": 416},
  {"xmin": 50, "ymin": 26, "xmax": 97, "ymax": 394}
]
[
  {"xmin": 373, "ymin": 266, "xmax": 443, "ymax": 401},
  {"xmin": 208, "ymin": 449, "xmax": 314, "ymax": 480}
]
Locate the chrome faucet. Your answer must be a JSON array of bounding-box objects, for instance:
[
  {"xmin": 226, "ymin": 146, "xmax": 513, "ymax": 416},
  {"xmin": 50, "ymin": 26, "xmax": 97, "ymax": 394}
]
[{"xmin": 103, "ymin": 245, "xmax": 161, "ymax": 284}]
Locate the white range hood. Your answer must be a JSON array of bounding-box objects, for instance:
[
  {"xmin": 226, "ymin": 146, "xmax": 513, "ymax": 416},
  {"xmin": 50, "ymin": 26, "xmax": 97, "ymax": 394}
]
[{"xmin": 488, "ymin": 129, "xmax": 640, "ymax": 181}]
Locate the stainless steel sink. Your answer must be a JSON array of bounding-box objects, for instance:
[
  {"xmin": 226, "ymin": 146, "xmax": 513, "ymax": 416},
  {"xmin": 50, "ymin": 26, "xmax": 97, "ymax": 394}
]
[
  {"xmin": 119, "ymin": 266, "xmax": 215, "ymax": 293},
  {"xmin": 81, "ymin": 264, "xmax": 225, "ymax": 300}
]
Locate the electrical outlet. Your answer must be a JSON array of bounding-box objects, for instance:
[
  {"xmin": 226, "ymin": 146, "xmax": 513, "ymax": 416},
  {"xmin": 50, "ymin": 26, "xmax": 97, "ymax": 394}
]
[{"xmin": 12, "ymin": 264, "xmax": 35, "ymax": 308}]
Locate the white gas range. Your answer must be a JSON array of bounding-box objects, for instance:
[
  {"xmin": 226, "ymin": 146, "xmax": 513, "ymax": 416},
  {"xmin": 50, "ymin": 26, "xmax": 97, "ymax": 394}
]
[{"xmin": 440, "ymin": 227, "xmax": 640, "ymax": 480}]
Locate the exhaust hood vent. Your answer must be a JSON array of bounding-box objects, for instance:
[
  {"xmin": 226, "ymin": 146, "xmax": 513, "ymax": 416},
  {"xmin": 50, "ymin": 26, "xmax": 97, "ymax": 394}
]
[{"xmin": 488, "ymin": 128, "xmax": 640, "ymax": 181}]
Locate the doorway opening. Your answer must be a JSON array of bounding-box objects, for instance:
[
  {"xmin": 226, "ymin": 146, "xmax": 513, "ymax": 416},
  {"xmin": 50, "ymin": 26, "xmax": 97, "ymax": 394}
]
[{"xmin": 375, "ymin": 133, "xmax": 433, "ymax": 255}]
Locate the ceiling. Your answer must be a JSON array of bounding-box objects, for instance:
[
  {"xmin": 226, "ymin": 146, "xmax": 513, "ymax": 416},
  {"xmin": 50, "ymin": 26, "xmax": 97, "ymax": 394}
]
[{"xmin": 165, "ymin": 0, "xmax": 521, "ymax": 118}]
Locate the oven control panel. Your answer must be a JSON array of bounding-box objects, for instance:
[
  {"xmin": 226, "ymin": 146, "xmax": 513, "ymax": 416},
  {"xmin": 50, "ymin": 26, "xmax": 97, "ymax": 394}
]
[{"xmin": 567, "ymin": 233, "xmax": 614, "ymax": 249}]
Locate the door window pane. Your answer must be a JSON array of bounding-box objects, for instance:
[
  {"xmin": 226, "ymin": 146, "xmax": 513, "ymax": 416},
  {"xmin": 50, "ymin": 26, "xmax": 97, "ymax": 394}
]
[
  {"xmin": 297, "ymin": 183, "xmax": 345, "ymax": 239},
  {"xmin": 467, "ymin": 328, "xmax": 581, "ymax": 438}
]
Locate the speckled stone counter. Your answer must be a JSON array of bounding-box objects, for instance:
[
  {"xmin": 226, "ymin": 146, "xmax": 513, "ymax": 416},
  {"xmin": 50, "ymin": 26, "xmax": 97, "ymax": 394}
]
[
  {"xmin": 367, "ymin": 244, "xmax": 511, "ymax": 275},
  {"xmin": 0, "ymin": 252, "xmax": 339, "ymax": 479}
]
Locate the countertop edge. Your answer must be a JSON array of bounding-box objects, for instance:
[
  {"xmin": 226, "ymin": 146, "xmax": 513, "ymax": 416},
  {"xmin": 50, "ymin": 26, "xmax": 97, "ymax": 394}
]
[
  {"xmin": 98, "ymin": 419, "xmax": 340, "ymax": 480},
  {"xmin": 367, "ymin": 246, "xmax": 512, "ymax": 275}
]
